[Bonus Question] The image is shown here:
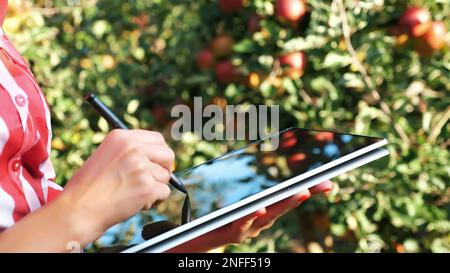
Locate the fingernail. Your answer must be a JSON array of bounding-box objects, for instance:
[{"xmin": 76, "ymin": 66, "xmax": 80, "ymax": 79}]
[
  {"xmin": 323, "ymin": 189, "xmax": 333, "ymax": 197},
  {"xmin": 297, "ymin": 190, "xmax": 311, "ymax": 203},
  {"xmin": 254, "ymin": 208, "xmax": 266, "ymax": 218}
]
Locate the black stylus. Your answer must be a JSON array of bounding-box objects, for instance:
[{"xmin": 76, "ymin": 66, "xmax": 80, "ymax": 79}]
[{"xmin": 85, "ymin": 93, "xmax": 188, "ymax": 195}]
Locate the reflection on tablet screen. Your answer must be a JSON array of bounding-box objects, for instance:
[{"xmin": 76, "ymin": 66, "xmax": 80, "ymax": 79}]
[
  {"xmin": 176, "ymin": 128, "xmax": 383, "ymax": 219},
  {"xmin": 93, "ymin": 128, "xmax": 383, "ymax": 249}
]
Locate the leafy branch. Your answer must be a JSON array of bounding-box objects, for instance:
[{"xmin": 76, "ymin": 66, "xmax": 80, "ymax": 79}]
[{"xmin": 336, "ymin": 0, "xmax": 411, "ymax": 145}]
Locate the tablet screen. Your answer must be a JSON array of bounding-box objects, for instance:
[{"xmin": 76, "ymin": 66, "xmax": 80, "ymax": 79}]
[
  {"xmin": 94, "ymin": 128, "xmax": 384, "ymax": 249},
  {"xmin": 174, "ymin": 128, "xmax": 384, "ymax": 219}
]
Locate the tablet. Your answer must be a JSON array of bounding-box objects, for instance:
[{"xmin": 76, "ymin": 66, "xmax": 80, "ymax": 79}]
[{"xmin": 122, "ymin": 128, "xmax": 388, "ymax": 253}]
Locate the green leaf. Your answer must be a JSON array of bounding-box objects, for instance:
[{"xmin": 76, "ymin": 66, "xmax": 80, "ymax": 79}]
[
  {"xmin": 233, "ymin": 38, "xmax": 258, "ymax": 53},
  {"xmin": 283, "ymin": 35, "xmax": 328, "ymax": 51},
  {"xmin": 322, "ymin": 52, "xmax": 352, "ymax": 69}
]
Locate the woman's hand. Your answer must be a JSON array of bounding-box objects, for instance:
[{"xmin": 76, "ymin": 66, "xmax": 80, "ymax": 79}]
[
  {"xmin": 60, "ymin": 129, "xmax": 175, "ymax": 246},
  {"xmin": 169, "ymin": 180, "xmax": 334, "ymax": 253}
]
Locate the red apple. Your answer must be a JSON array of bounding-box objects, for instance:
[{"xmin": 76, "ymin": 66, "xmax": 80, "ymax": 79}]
[
  {"xmin": 280, "ymin": 131, "xmax": 298, "ymax": 150},
  {"xmin": 279, "ymin": 51, "xmax": 306, "ymax": 79},
  {"xmin": 414, "ymin": 21, "xmax": 447, "ymax": 57},
  {"xmin": 218, "ymin": 0, "xmax": 244, "ymax": 13},
  {"xmin": 399, "ymin": 7, "xmax": 431, "ymax": 37},
  {"xmin": 275, "ymin": 0, "xmax": 306, "ymax": 22},
  {"xmin": 248, "ymin": 15, "xmax": 261, "ymax": 33},
  {"xmin": 196, "ymin": 49, "xmax": 215, "ymax": 70},
  {"xmin": 422, "ymin": 21, "xmax": 447, "ymax": 50},
  {"xmin": 282, "ymin": 131, "xmax": 296, "ymax": 140},
  {"xmin": 215, "ymin": 60, "xmax": 238, "ymax": 84},
  {"xmin": 314, "ymin": 132, "xmax": 334, "ymax": 142},
  {"xmin": 211, "ymin": 35, "xmax": 234, "ymax": 58},
  {"xmin": 151, "ymin": 105, "xmax": 168, "ymax": 125},
  {"xmin": 132, "ymin": 14, "xmax": 149, "ymax": 30},
  {"xmin": 287, "ymin": 153, "xmax": 306, "ymax": 168},
  {"xmin": 279, "ymin": 52, "xmax": 306, "ymax": 69},
  {"xmin": 280, "ymin": 137, "xmax": 298, "ymax": 150}
]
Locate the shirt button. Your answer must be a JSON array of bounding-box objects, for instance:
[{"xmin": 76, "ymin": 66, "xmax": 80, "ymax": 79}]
[
  {"xmin": 15, "ymin": 95, "xmax": 27, "ymax": 107},
  {"xmin": 11, "ymin": 159, "xmax": 21, "ymax": 172}
]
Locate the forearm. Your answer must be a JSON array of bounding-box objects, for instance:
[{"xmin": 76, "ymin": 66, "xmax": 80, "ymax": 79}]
[{"xmin": 0, "ymin": 193, "xmax": 100, "ymax": 253}]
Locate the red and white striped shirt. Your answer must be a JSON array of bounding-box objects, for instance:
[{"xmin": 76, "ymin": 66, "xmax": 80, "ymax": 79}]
[{"xmin": 0, "ymin": 3, "xmax": 63, "ymax": 231}]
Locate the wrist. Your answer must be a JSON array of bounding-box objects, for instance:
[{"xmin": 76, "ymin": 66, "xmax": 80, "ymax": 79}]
[{"xmin": 52, "ymin": 191, "xmax": 105, "ymax": 248}]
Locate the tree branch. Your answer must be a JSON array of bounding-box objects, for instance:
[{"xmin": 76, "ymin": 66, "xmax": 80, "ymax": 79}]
[{"xmin": 336, "ymin": 0, "xmax": 411, "ymax": 145}]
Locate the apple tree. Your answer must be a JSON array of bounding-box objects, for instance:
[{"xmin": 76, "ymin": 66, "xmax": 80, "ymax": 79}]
[{"xmin": 4, "ymin": 0, "xmax": 449, "ymax": 252}]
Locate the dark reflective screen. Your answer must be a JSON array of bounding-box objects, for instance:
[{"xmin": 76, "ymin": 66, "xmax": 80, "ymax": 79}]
[{"xmin": 176, "ymin": 128, "xmax": 383, "ymax": 219}]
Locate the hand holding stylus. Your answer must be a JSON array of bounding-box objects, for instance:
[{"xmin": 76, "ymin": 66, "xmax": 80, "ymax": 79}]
[
  {"xmin": 85, "ymin": 93, "xmax": 191, "ymax": 224},
  {"xmin": 61, "ymin": 129, "xmax": 176, "ymax": 247},
  {"xmin": 85, "ymin": 93, "xmax": 188, "ymax": 194}
]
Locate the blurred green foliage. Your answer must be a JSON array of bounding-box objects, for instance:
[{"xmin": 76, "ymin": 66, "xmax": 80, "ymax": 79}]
[{"xmin": 4, "ymin": 0, "xmax": 449, "ymax": 252}]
